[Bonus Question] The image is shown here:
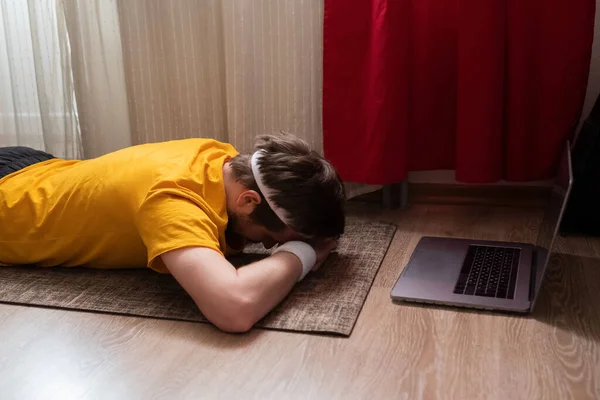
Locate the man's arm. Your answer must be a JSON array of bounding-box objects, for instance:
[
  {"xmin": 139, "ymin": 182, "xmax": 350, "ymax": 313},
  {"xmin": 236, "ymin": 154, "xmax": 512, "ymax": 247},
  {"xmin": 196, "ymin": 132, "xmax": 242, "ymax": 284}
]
[{"xmin": 161, "ymin": 247, "xmax": 303, "ymax": 333}]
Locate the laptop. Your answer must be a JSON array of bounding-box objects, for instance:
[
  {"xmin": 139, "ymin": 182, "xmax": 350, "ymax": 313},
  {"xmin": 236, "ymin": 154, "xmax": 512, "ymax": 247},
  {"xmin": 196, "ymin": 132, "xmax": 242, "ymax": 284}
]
[{"xmin": 390, "ymin": 141, "xmax": 573, "ymax": 313}]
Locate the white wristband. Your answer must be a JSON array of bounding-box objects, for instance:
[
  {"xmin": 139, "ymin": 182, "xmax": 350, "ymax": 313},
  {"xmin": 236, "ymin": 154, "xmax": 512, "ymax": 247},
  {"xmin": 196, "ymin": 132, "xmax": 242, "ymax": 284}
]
[{"xmin": 272, "ymin": 241, "xmax": 317, "ymax": 281}]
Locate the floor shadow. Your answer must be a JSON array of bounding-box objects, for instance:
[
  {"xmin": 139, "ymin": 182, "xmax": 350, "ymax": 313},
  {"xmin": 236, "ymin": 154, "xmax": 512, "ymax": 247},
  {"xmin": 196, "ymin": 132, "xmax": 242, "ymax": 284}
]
[
  {"xmin": 131, "ymin": 313, "xmax": 268, "ymax": 350},
  {"xmin": 530, "ymin": 252, "xmax": 600, "ymax": 343},
  {"xmin": 141, "ymin": 311, "xmax": 347, "ymax": 349},
  {"xmin": 390, "ymin": 298, "xmax": 524, "ymax": 318}
]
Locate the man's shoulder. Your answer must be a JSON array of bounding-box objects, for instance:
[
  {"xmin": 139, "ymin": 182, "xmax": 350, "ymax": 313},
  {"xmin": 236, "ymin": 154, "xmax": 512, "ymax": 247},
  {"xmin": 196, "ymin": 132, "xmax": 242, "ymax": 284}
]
[
  {"xmin": 168, "ymin": 137, "xmax": 238, "ymax": 151},
  {"xmin": 116, "ymin": 137, "xmax": 237, "ymax": 153}
]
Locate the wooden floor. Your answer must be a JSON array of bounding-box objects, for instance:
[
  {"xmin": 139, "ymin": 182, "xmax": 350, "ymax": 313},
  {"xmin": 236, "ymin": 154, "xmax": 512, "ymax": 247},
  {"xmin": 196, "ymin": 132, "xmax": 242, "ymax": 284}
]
[{"xmin": 2, "ymin": 201, "xmax": 600, "ymax": 400}]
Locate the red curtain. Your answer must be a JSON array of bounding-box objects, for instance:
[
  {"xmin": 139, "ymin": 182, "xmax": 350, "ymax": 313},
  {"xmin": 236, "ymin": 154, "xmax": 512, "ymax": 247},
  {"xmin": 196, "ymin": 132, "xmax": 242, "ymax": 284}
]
[{"xmin": 323, "ymin": 0, "xmax": 595, "ymax": 184}]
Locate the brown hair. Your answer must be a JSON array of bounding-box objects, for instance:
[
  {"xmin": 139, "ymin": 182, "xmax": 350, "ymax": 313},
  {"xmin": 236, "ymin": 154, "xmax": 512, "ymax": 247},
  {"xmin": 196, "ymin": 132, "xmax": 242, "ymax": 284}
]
[{"xmin": 229, "ymin": 133, "xmax": 346, "ymax": 239}]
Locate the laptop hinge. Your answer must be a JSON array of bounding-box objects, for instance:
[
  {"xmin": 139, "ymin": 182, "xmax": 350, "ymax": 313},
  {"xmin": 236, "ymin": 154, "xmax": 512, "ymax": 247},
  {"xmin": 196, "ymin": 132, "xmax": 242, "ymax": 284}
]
[{"xmin": 529, "ymin": 250, "xmax": 537, "ymax": 302}]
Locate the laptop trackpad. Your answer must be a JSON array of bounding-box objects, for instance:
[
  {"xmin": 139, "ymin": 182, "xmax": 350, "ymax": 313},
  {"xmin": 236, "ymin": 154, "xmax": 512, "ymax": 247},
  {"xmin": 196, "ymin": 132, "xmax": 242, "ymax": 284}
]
[{"xmin": 393, "ymin": 237, "xmax": 472, "ymax": 297}]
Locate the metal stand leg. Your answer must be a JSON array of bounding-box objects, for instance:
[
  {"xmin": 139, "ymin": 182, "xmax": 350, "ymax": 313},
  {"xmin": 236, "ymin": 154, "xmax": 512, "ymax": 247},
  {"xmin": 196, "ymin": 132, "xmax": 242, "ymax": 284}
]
[
  {"xmin": 383, "ymin": 179, "xmax": 409, "ymax": 210},
  {"xmin": 400, "ymin": 179, "xmax": 409, "ymax": 209}
]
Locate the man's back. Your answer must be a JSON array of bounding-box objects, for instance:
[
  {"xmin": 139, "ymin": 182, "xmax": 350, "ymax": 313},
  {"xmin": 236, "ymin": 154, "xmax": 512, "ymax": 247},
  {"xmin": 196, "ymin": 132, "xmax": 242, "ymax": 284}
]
[{"xmin": 0, "ymin": 139, "xmax": 238, "ymax": 270}]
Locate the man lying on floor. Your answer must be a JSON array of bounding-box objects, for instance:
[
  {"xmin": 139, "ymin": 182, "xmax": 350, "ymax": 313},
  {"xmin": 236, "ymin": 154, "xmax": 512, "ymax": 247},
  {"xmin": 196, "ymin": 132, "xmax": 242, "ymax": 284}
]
[{"xmin": 0, "ymin": 133, "xmax": 345, "ymax": 333}]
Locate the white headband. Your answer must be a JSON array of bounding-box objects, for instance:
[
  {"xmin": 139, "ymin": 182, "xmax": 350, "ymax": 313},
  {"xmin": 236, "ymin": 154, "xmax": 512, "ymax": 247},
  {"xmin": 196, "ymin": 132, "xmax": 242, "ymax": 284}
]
[{"xmin": 251, "ymin": 150, "xmax": 292, "ymax": 226}]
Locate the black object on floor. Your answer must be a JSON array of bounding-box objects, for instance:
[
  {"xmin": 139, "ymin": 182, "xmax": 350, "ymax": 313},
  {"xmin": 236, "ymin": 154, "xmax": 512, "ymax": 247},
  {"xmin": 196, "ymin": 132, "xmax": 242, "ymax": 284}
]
[{"xmin": 561, "ymin": 93, "xmax": 600, "ymax": 237}]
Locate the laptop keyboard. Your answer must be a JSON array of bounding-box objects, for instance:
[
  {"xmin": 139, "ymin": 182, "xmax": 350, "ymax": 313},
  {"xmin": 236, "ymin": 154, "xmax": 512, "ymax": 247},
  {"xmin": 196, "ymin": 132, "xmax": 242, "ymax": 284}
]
[{"xmin": 453, "ymin": 245, "xmax": 520, "ymax": 299}]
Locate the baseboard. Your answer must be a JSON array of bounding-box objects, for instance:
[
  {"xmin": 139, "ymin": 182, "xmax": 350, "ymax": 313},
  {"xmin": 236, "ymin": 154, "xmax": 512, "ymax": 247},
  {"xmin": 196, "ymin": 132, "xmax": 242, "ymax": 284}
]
[
  {"xmin": 408, "ymin": 170, "xmax": 553, "ymax": 187},
  {"xmin": 409, "ymin": 183, "xmax": 550, "ymax": 208},
  {"xmin": 350, "ymin": 183, "xmax": 551, "ymax": 208}
]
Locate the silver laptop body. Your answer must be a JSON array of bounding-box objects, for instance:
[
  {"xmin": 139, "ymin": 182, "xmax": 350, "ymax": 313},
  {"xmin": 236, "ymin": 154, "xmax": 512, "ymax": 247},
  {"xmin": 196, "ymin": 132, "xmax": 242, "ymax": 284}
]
[{"xmin": 390, "ymin": 142, "xmax": 573, "ymax": 313}]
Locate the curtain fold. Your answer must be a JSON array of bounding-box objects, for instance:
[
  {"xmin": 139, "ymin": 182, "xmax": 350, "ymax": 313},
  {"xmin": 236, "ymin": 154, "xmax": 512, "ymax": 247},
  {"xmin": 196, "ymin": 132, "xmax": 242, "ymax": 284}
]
[
  {"xmin": 116, "ymin": 0, "xmax": 228, "ymax": 146},
  {"xmin": 115, "ymin": 0, "xmax": 323, "ymax": 154},
  {"xmin": 0, "ymin": 0, "xmax": 82, "ymax": 158},
  {"xmin": 323, "ymin": 0, "xmax": 409, "ymax": 185},
  {"xmin": 62, "ymin": 0, "xmax": 132, "ymax": 159},
  {"xmin": 323, "ymin": 0, "xmax": 595, "ymax": 184}
]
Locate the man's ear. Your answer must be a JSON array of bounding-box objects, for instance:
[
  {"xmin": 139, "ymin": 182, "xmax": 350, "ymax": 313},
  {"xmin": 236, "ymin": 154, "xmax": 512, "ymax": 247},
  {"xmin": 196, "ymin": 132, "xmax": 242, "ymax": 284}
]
[{"xmin": 235, "ymin": 190, "xmax": 261, "ymax": 216}]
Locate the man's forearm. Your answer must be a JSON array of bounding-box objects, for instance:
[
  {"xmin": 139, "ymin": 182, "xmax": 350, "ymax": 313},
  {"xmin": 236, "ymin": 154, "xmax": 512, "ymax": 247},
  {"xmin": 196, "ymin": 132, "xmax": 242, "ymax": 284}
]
[
  {"xmin": 162, "ymin": 247, "xmax": 303, "ymax": 332},
  {"xmin": 234, "ymin": 251, "xmax": 302, "ymax": 321}
]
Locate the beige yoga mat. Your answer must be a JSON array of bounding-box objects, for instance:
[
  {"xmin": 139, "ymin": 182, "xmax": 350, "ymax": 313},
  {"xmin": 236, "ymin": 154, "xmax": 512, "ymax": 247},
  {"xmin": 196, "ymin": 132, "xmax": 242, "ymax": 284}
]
[{"xmin": 0, "ymin": 218, "xmax": 396, "ymax": 336}]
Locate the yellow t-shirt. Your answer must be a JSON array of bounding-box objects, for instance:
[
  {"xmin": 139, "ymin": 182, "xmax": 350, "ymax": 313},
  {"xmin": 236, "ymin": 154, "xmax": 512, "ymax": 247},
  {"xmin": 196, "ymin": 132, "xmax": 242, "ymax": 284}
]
[{"xmin": 0, "ymin": 138, "xmax": 239, "ymax": 273}]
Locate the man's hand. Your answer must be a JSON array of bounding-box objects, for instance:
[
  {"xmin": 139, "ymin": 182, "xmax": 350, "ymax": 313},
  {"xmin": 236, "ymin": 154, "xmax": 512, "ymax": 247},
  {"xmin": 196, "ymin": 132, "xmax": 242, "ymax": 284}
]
[{"xmin": 311, "ymin": 239, "xmax": 338, "ymax": 271}]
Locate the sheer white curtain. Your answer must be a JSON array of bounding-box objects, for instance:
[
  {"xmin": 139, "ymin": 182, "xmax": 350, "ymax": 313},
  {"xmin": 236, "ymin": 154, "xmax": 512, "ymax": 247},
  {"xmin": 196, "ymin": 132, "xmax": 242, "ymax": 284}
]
[
  {"xmin": 62, "ymin": 0, "xmax": 132, "ymax": 158},
  {"xmin": 112, "ymin": 0, "xmax": 324, "ymax": 153},
  {"xmin": 1, "ymin": 0, "xmax": 323, "ymax": 157},
  {"xmin": 0, "ymin": 0, "xmax": 82, "ymax": 158}
]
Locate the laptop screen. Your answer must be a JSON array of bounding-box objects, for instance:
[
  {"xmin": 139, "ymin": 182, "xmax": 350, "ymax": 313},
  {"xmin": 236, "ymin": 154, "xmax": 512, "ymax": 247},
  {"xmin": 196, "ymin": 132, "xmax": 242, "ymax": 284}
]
[{"xmin": 533, "ymin": 142, "xmax": 573, "ymax": 297}]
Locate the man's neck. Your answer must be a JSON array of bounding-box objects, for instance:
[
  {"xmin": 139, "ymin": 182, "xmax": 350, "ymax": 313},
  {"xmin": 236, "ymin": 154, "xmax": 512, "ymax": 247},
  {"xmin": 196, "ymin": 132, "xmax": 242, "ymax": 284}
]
[
  {"xmin": 222, "ymin": 162, "xmax": 247, "ymax": 251},
  {"xmin": 222, "ymin": 161, "xmax": 239, "ymax": 213}
]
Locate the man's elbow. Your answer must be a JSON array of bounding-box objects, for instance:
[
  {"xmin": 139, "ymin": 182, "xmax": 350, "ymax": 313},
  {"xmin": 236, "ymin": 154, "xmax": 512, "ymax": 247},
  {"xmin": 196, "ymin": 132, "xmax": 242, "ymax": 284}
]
[
  {"xmin": 209, "ymin": 294, "xmax": 258, "ymax": 333},
  {"xmin": 215, "ymin": 317, "xmax": 255, "ymax": 334}
]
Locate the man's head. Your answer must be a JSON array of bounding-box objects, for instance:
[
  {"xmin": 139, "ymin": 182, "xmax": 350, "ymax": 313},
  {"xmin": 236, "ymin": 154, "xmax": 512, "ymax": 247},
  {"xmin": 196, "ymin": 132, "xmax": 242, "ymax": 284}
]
[{"xmin": 226, "ymin": 133, "xmax": 346, "ymax": 248}]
